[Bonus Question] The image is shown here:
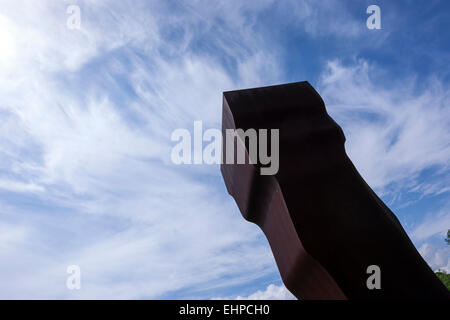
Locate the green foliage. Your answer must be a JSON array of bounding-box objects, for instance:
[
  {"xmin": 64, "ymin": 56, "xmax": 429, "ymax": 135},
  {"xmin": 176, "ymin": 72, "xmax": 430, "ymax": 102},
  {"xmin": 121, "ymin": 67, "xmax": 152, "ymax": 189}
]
[
  {"xmin": 445, "ymin": 229, "xmax": 450, "ymax": 245},
  {"xmin": 435, "ymin": 271, "xmax": 450, "ymax": 290}
]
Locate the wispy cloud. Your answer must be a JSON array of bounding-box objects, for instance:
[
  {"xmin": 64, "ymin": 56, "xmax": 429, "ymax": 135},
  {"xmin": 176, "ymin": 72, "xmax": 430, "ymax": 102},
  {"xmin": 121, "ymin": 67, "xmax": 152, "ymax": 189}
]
[
  {"xmin": 319, "ymin": 60, "xmax": 450, "ymax": 195},
  {"xmin": 411, "ymin": 206, "xmax": 450, "ymax": 242},
  {"xmin": 0, "ymin": 0, "xmax": 283, "ymax": 299},
  {"xmin": 318, "ymin": 59, "xmax": 450, "ymax": 272}
]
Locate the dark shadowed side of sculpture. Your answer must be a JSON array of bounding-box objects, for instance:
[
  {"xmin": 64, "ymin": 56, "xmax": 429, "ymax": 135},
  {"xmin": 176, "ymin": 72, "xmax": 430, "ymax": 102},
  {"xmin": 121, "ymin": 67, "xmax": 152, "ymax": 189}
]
[{"xmin": 220, "ymin": 82, "xmax": 450, "ymax": 300}]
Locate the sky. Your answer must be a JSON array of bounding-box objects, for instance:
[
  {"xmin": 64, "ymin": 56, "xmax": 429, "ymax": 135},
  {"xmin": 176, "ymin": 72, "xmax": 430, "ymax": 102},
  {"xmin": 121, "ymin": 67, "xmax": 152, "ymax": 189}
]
[{"xmin": 0, "ymin": 0, "xmax": 448, "ymax": 299}]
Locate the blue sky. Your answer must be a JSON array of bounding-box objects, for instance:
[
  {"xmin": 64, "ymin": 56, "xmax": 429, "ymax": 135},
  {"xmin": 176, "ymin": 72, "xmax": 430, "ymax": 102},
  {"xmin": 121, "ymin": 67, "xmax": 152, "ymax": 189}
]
[{"xmin": 0, "ymin": 0, "xmax": 448, "ymax": 299}]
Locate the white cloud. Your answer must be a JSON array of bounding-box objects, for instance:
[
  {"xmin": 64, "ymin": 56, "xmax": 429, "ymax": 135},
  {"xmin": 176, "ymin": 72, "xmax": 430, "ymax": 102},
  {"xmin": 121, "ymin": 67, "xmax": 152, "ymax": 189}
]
[
  {"xmin": 281, "ymin": 0, "xmax": 362, "ymax": 37},
  {"xmin": 418, "ymin": 243, "xmax": 450, "ymax": 273},
  {"xmin": 0, "ymin": 222, "xmax": 29, "ymax": 252},
  {"xmin": 0, "ymin": 179, "xmax": 44, "ymax": 193},
  {"xmin": 214, "ymin": 284, "xmax": 296, "ymax": 300},
  {"xmin": 235, "ymin": 284, "xmax": 296, "ymax": 300}
]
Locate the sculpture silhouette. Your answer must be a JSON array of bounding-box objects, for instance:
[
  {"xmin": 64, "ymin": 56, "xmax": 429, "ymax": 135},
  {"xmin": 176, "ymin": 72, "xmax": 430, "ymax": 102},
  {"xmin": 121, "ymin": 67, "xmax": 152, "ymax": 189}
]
[{"xmin": 220, "ymin": 81, "xmax": 450, "ymax": 299}]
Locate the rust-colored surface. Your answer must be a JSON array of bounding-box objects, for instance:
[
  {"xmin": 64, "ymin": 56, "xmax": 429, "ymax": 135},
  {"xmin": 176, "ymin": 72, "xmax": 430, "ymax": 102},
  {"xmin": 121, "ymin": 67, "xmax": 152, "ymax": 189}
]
[{"xmin": 220, "ymin": 81, "xmax": 450, "ymax": 300}]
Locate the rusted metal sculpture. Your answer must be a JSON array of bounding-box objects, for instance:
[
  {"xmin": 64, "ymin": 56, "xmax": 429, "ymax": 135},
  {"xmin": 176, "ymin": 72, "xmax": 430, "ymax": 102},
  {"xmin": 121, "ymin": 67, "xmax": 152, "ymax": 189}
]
[{"xmin": 220, "ymin": 81, "xmax": 450, "ymax": 299}]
